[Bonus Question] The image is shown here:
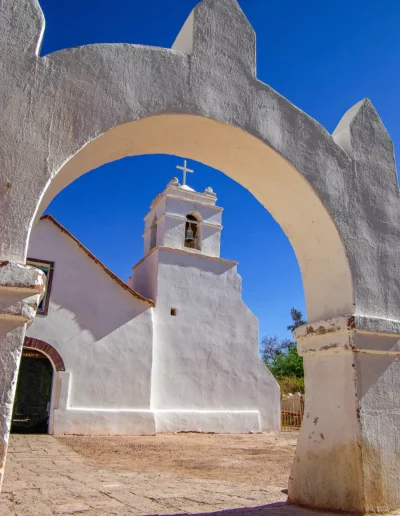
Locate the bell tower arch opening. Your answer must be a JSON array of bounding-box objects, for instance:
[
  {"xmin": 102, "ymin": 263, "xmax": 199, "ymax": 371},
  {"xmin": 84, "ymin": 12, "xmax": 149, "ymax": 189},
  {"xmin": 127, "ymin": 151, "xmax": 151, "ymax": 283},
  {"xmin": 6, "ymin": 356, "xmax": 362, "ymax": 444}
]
[{"xmin": 184, "ymin": 213, "xmax": 200, "ymax": 250}]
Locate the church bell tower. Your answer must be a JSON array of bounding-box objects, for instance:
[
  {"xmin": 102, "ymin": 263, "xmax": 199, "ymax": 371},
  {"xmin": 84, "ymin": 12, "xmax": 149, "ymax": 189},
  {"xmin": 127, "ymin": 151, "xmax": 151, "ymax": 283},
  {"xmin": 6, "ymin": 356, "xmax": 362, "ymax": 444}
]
[
  {"xmin": 142, "ymin": 161, "xmax": 223, "ymax": 258},
  {"xmin": 128, "ymin": 160, "xmax": 277, "ymax": 435},
  {"xmin": 129, "ymin": 160, "xmax": 224, "ymax": 301}
]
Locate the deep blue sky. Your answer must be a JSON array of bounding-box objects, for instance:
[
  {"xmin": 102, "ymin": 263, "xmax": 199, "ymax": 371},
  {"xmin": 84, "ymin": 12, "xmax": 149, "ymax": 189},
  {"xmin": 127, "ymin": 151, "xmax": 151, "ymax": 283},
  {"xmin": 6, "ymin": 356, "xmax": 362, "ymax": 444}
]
[{"xmin": 38, "ymin": 0, "xmax": 399, "ymax": 340}]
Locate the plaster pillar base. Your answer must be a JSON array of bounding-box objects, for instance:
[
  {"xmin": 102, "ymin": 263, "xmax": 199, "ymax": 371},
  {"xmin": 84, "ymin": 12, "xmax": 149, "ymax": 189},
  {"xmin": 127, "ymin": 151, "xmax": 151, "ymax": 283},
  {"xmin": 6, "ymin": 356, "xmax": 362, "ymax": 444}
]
[
  {"xmin": 0, "ymin": 324, "xmax": 26, "ymax": 486},
  {"xmin": 0, "ymin": 262, "xmax": 46, "ymax": 490},
  {"xmin": 288, "ymin": 316, "xmax": 400, "ymax": 514}
]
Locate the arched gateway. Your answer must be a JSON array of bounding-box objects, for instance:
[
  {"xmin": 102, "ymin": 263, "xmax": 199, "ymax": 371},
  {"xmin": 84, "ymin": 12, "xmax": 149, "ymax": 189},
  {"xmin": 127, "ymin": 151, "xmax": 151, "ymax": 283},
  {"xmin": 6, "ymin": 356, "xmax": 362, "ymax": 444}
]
[{"xmin": 0, "ymin": 0, "xmax": 399, "ymax": 512}]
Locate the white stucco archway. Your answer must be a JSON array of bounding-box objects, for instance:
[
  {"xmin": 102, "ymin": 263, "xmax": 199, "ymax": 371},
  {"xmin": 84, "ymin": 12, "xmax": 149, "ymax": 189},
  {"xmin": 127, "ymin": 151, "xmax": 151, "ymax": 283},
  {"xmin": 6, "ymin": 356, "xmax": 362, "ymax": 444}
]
[{"xmin": 1, "ymin": 0, "xmax": 400, "ymax": 512}]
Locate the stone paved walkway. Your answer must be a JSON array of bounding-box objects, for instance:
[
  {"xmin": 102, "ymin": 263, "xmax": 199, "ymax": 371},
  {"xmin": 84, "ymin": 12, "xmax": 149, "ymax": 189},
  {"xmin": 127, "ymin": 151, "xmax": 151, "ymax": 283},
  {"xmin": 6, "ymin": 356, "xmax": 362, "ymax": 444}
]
[{"xmin": 1, "ymin": 435, "xmax": 351, "ymax": 516}]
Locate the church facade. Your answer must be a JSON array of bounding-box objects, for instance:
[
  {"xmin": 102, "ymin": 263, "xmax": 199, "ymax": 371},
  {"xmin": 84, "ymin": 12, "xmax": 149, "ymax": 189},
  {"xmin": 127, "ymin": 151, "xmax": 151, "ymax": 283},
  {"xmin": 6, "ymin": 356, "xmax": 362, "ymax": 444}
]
[{"xmin": 22, "ymin": 174, "xmax": 280, "ymax": 435}]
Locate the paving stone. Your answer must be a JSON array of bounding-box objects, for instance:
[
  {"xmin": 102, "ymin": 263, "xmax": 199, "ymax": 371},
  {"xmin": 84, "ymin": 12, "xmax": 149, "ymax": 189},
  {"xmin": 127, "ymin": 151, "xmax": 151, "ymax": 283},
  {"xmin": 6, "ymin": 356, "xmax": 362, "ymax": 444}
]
[
  {"xmin": 84, "ymin": 495, "xmax": 128, "ymax": 510},
  {"xmin": 7, "ymin": 502, "xmax": 55, "ymax": 515},
  {"xmin": 0, "ymin": 435, "xmax": 376, "ymax": 516},
  {"xmin": 52, "ymin": 501, "xmax": 91, "ymax": 514}
]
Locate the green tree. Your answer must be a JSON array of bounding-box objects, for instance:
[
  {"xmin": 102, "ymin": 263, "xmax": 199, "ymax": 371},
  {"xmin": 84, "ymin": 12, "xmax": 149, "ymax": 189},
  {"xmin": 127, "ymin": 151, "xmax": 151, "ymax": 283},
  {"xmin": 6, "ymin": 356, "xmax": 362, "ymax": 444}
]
[
  {"xmin": 260, "ymin": 308, "xmax": 306, "ymax": 393},
  {"xmin": 269, "ymin": 342, "xmax": 304, "ymax": 378}
]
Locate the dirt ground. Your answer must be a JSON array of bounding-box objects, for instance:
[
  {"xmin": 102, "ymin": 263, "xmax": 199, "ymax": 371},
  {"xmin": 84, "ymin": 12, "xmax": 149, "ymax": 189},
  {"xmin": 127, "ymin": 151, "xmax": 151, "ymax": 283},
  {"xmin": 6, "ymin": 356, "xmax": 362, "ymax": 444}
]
[
  {"xmin": 58, "ymin": 432, "xmax": 298, "ymax": 489},
  {"xmin": 4, "ymin": 432, "xmax": 343, "ymax": 516}
]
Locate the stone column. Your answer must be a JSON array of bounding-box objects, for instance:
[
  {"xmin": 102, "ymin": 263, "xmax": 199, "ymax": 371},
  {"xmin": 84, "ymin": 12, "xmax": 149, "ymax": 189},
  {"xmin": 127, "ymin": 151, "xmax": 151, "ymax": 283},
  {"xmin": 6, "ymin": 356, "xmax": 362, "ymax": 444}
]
[
  {"xmin": 288, "ymin": 315, "xmax": 400, "ymax": 513},
  {"xmin": 0, "ymin": 262, "xmax": 45, "ymax": 488}
]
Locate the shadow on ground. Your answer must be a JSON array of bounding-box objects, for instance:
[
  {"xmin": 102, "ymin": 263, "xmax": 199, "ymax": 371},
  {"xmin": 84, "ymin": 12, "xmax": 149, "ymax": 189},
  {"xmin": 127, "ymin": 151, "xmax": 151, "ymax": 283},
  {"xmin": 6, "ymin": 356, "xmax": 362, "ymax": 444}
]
[{"xmin": 145, "ymin": 502, "xmax": 330, "ymax": 516}]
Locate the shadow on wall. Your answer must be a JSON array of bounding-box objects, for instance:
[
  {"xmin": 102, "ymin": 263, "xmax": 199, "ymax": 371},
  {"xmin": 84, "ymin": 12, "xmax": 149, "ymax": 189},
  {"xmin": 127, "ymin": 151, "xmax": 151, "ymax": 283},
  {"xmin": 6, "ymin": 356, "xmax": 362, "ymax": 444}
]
[
  {"xmin": 30, "ymin": 217, "xmax": 153, "ymax": 342},
  {"xmin": 50, "ymin": 298, "xmax": 150, "ymax": 343}
]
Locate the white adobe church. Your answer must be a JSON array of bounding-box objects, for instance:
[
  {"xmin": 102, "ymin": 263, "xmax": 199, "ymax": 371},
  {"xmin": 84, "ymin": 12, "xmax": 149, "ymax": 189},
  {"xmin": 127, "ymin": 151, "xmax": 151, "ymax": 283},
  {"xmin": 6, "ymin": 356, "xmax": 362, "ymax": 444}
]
[{"xmin": 22, "ymin": 161, "xmax": 280, "ymax": 435}]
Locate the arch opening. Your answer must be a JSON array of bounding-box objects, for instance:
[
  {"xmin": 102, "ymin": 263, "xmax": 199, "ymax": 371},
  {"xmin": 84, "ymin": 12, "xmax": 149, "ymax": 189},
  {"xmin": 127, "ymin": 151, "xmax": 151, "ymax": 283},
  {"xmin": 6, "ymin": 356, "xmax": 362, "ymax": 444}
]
[{"xmin": 30, "ymin": 114, "xmax": 354, "ymax": 323}]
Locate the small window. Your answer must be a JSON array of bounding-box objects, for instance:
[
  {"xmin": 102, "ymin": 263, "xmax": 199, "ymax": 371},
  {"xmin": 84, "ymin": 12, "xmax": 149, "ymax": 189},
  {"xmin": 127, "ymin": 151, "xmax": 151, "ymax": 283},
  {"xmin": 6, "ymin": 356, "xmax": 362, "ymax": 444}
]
[
  {"xmin": 27, "ymin": 258, "xmax": 54, "ymax": 317},
  {"xmin": 170, "ymin": 308, "xmax": 177, "ymax": 316},
  {"xmin": 184, "ymin": 214, "xmax": 200, "ymax": 250}
]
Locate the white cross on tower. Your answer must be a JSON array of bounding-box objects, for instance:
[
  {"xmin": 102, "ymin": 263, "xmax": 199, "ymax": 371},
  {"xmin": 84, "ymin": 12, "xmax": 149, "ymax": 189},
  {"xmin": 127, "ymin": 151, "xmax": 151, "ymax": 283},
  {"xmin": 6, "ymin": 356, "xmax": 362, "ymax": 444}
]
[{"xmin": 176, "ymin": 159, "xmax": 194, "ymax": 186}]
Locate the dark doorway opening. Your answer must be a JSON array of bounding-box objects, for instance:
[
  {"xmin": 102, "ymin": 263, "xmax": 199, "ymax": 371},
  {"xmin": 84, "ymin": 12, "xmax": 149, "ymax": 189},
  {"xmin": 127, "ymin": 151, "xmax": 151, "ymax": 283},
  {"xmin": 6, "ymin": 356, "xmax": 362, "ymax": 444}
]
[{"xmin": 11, "ymin": 349, "xmax": 53, "ymax": 434}]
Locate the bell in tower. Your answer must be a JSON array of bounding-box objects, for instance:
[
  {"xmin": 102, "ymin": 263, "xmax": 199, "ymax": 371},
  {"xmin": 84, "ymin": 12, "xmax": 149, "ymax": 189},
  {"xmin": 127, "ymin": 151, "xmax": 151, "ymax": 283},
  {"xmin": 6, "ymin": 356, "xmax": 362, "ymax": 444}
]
[
  {"xmin": 185, "ymin": 225, "xmax": 195, "ymax": 244},
  {"xmin": 184, "ymin": 215, "xmax": 198, "ymax": 249}
]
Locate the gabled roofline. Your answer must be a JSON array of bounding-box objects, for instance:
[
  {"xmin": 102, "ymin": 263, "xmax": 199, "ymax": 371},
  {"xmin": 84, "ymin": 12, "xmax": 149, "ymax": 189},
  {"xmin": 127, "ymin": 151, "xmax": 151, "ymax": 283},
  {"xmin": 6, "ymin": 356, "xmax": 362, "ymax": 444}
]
[{"xmin": 40, "ymin": 215, "xmax": 155, "ymax": 307}]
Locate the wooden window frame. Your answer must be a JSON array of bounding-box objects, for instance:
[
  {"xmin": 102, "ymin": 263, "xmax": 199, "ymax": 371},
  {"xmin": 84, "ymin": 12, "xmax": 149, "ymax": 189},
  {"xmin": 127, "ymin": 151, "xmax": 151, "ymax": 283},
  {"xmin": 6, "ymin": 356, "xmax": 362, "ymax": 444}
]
[{"xmin": 27, "ymin": 258, "xmax": 55, "ymax": 317}]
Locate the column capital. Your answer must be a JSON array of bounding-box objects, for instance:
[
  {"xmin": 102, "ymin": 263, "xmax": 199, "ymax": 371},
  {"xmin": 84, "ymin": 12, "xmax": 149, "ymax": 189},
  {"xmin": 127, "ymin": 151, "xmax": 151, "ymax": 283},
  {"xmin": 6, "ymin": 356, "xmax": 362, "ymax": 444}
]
[
  {"xmin": 0, "ymin": 261, "xmax": 46, "ymax": 325},
  {"xmin": 295, "ymin": 314, "xmax": 400, "ymax": 356}
]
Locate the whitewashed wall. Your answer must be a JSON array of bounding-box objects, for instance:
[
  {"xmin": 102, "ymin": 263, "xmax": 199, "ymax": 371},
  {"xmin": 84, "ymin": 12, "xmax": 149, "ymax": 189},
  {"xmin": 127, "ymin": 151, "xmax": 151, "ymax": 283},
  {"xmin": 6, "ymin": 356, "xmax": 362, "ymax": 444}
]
[
  {"xmin": 133, "ymin": 247, "xmax": 280, "ymax": 432},
  {"xmin": 27, "ymin": 218, "xmax": 279, "ymax": 435},
  {"xmin": 26, "ymin": 219, "xmax": 155, "ymax": 435}
]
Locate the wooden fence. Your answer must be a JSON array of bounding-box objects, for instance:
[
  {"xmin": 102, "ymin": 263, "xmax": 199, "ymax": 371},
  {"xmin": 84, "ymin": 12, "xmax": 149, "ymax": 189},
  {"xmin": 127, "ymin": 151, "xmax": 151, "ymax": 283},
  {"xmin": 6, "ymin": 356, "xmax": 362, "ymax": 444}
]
[{"xmin": 281, "ymin": 394, "xmax": 304, "ymax": 432}]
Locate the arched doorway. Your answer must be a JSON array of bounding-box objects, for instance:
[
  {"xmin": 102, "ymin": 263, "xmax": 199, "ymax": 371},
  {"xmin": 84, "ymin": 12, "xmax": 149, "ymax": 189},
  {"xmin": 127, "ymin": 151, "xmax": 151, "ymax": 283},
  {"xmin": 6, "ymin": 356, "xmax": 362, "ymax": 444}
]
[
  {"xmin": 11, "ymin": 338, "xmax": 65, "ymax": 434},
  {"xmin": 11, "ymin": 349, "xmax": 53, "ymax": 434}
]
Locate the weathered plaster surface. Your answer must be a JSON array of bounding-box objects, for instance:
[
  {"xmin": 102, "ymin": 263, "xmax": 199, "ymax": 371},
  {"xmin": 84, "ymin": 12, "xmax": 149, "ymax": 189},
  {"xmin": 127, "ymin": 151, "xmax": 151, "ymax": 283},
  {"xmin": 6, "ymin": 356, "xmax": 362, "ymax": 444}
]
[
  {"xmin": 292, "ymin": 324, "xmax": 400, "ymax": 512},
  {"xmin": 0, "ymin": 262, "xmax": 45, "ymax": 486},
  {"xmin": 0, "ymin": 0, "xmax": 358, "ymax": 323},
  {"xmin": 0, "ymin": 0, "xmax": 399, "ymax": 510}
]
